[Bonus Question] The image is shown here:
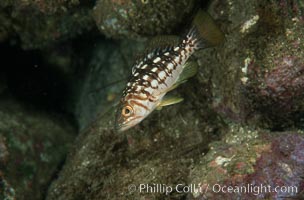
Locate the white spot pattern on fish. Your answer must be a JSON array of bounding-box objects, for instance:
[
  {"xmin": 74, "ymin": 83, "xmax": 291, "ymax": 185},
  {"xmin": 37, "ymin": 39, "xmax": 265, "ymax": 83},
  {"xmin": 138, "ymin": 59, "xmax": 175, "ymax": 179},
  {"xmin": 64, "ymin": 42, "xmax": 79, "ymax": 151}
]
[{"xmin": 115, "ymin": 36, "xmax": 200, "ymax": 131}]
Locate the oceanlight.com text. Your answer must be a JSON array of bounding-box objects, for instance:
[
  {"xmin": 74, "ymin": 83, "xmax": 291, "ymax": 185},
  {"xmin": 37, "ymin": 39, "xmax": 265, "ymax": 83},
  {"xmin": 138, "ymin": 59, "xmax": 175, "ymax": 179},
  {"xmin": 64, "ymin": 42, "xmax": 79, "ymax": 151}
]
[{"xmin": 127, "ymin": 183, "xmax": 298, "ymax": 196}]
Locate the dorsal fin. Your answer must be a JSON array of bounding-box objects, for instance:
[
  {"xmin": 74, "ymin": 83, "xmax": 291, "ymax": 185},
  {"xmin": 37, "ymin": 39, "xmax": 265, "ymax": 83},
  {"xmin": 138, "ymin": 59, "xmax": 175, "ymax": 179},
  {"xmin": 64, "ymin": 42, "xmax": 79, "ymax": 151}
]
[
  {"xmin": 146, "ymin": 35, "xmax": 180, "ymax": 52},
  {"xmin": 135, "ymin": 35, "xmax": 181, "ymax": 61}
]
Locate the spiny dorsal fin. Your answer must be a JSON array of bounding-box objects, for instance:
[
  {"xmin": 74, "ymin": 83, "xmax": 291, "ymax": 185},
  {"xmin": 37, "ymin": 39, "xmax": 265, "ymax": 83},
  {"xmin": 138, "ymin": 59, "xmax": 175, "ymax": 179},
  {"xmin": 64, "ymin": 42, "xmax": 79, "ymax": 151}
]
[
  {"xmin": 190, "ymin": 10, "xmax": 225, "ymax": 48},
  {"xmin": 146, "ymin": 35, "xmax": 180, "ymax": 52},
  {"xmin": 133, "ymin": 35, "xmax": 181, "ymax": 66}
]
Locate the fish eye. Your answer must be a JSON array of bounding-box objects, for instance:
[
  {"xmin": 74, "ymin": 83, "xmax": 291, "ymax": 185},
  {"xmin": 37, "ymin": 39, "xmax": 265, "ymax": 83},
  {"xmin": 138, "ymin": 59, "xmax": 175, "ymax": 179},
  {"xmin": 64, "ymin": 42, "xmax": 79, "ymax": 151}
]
[{"xmin": 122, "ymin": 106, "xmax": 133, "ymax": 117}]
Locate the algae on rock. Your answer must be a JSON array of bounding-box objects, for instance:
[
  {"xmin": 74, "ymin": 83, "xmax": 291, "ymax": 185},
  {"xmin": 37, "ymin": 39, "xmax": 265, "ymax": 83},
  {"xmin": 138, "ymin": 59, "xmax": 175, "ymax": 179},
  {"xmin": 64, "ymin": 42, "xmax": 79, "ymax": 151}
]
[
  {"xmin": 0, "ymin": 96, "xmax": 76, "ymax": 200},
  {"xmin": 93, "ymin": 0, "xmax": 199, "ymax": 39}
]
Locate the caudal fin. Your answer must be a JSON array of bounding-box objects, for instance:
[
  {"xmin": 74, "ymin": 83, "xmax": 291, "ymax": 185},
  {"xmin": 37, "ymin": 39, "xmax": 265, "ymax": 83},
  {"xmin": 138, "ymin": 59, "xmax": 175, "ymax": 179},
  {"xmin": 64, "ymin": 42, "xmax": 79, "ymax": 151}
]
[{"xmin": 186, "ymin": 10, "xmax": 225, "ymax": 49}]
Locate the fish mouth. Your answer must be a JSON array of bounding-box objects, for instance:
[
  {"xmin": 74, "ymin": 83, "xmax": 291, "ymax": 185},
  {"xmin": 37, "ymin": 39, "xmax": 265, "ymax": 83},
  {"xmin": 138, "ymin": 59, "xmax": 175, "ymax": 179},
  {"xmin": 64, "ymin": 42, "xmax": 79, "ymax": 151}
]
[
  {"xmin": 114, "ymin": 120, "xmax": 124, "ymax": 132},
  {"xmin": 114, "ymin": 116, "xmax": 144, "ymax": 132},
  {"xmin": 117, "ymin": 125, "xmax": 130, "ymax": 132},
  {"xmin": 114, "ymin": 118, "xmax": 133, "ymax": 132},
  {"xmin": 115, "ymin": 123, "xmax": 133, "ymax": 132}
]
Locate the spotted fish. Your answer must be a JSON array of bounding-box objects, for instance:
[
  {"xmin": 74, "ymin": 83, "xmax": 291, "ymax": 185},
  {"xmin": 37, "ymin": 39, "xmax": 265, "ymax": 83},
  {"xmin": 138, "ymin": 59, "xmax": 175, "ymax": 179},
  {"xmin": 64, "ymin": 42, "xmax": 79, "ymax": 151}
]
[{"xmin": 115, "ymin": 10, "xmax": 224, "ymax": 132}]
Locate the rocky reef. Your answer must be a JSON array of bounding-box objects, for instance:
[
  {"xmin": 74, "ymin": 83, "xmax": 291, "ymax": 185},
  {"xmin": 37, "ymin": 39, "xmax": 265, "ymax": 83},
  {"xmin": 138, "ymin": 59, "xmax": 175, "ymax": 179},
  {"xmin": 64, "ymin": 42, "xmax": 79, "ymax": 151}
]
[
  {"xmin": 0, "ymin": 96, "xmax": 76, "ymax": 200},
  {"xmin": 0, "ymin": 0, "xmax": 304, "ymax": 200},
  {"xmin": 0, "ymin": 0, "xmax": 94, "ymax": 49},
  {"xmin": 93, "ymin": 0, "xmax": 198, "ymax": 39},
  {"xmin": 190, "ymin": 126, "xmax": 304, "ymax": 199},
  {"xmin": 199, "ymin": 0, "xmax": 304, "ymax": 129}
]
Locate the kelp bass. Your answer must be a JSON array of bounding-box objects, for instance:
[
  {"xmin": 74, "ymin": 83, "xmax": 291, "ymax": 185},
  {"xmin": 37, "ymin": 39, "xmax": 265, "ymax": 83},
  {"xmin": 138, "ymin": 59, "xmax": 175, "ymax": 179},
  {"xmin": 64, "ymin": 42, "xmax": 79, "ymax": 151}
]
[{"xmin": 115, "ymin": 10, "xmax": 224, "ymax": 132}]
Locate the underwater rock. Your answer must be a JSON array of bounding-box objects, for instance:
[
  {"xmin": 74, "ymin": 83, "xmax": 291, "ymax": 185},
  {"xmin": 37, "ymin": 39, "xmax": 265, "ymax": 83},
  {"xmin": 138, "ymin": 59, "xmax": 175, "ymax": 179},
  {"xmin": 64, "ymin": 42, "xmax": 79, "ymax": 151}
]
[
  {"xmin": 0, "ymin": 136, "xmax": 8, "ymax": 166},
  {"xmin": 189, "ymin": 125, "xmax": 304, "ymax": 200},
  {"xmin": 240, "ymin": 0, "xmax": 304, "ymax": 128},
  {"xmin": 195, "ymin": 0, "xmax": 304, "ymax": 129},
  {"xmin": 0, "ymin": 173, "xmax": 15, "ymax": 200},
  {"xmin": 46, "ymin": 108, "xmax": 223, "ymax": 200},
  {"xmin": 0, "ymin": 96, "xmax": 76, "ymax": 200},
  {"xmin": 93, "ymin": 0, "xmax": 198, "ymax": 39},
  {"xmin": 192, "ymin": 0, "xmax": 259, "ymax": 124},
  {"xmin": 0, "ymin": 0, "xmax": 94, "ymax": 49},
  {"xmin": 244, "ymin": 56, "xmax": 304, "ymax": 129}
]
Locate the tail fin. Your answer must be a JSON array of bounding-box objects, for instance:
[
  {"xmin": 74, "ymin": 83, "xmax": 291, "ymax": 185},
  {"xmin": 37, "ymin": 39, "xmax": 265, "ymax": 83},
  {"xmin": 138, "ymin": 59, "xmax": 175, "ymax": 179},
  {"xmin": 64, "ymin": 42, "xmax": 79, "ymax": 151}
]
[{"xmin": 186, "ymin": 10, "xmax": 225, "ymax": 49}]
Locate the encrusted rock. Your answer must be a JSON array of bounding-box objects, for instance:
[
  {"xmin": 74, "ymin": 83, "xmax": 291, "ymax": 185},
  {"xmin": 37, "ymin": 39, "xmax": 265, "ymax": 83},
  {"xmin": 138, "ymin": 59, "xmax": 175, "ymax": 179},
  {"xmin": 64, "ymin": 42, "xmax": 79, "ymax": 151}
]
[
  {"xmin": 0, "ymin": 97, "xmax": 76, "ymax": 200},
  {"xmin": 93, "ymin": 0, "xmax": 198, "ymax": 39}
]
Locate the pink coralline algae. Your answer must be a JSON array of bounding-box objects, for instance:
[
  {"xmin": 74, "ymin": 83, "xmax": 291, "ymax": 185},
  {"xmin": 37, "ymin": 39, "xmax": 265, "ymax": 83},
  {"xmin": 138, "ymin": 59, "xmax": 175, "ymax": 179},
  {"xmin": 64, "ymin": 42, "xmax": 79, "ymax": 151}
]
[
  {"xmin": 192, "ymin": 133, "xmax": 304, "ymax": 200},
  {"xmin": 244, "ymin": 56, "xmax": 304, "ymax": 128},
  {"xmin": 244, "ymin": 133, "xmax": 304, "ymax": 199},
  {"xmin": 258, "ymin": 57, "xmax": 304, "ymax": 104}
]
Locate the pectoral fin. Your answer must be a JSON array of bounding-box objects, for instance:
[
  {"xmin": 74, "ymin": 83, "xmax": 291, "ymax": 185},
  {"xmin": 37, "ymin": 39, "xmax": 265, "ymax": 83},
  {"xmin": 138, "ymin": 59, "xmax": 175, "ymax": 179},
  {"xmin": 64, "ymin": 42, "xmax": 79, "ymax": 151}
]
[
  {"xmin": 173, "ymin": 60, "xmax": 198, "ymax": 88},
  {"xmin": 156, "ymin": 95, "xmax": 184, "ymax": 110},
  {"xmin": 163, "ymin": 61, "xmax": 198, "ymax": 94}
]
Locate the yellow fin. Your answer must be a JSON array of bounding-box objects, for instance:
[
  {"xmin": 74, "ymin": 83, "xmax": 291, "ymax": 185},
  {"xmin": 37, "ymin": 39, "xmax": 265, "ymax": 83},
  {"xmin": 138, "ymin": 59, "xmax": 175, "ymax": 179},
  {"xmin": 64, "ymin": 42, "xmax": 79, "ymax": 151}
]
[
  {"xmin": 156, "ymin": 95, "xmax": 184, "ymax": 110},
  {"xmin": 163, "ymin": 61, "xmax": 198, "ymax": 94},
  {"xmin": 191, "ymin": 10, "xmax": 225, "ymax": 47},
  {"xmin": 173, "ymin": 60, "xmax": 198, "ymax": 88},
  {"xmin": 163, "ymin": 83, "xmax": 179, "ymax": 94}
]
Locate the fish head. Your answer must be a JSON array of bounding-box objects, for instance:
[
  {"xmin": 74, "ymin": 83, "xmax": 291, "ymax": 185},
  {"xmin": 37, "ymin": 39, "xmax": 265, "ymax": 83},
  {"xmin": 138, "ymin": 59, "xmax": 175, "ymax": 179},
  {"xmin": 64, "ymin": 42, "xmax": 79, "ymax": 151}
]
[{"xmin": 115, "ymin": 98, "xmax": 152, "ymax": 132}]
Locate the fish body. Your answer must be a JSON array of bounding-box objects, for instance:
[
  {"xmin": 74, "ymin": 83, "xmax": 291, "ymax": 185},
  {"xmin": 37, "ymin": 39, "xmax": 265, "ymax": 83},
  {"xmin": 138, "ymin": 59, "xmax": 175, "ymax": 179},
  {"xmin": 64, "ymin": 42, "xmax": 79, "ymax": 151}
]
[{"xmin": 115, "ymin": 10, "xmax": 224, "ymax": 132}]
